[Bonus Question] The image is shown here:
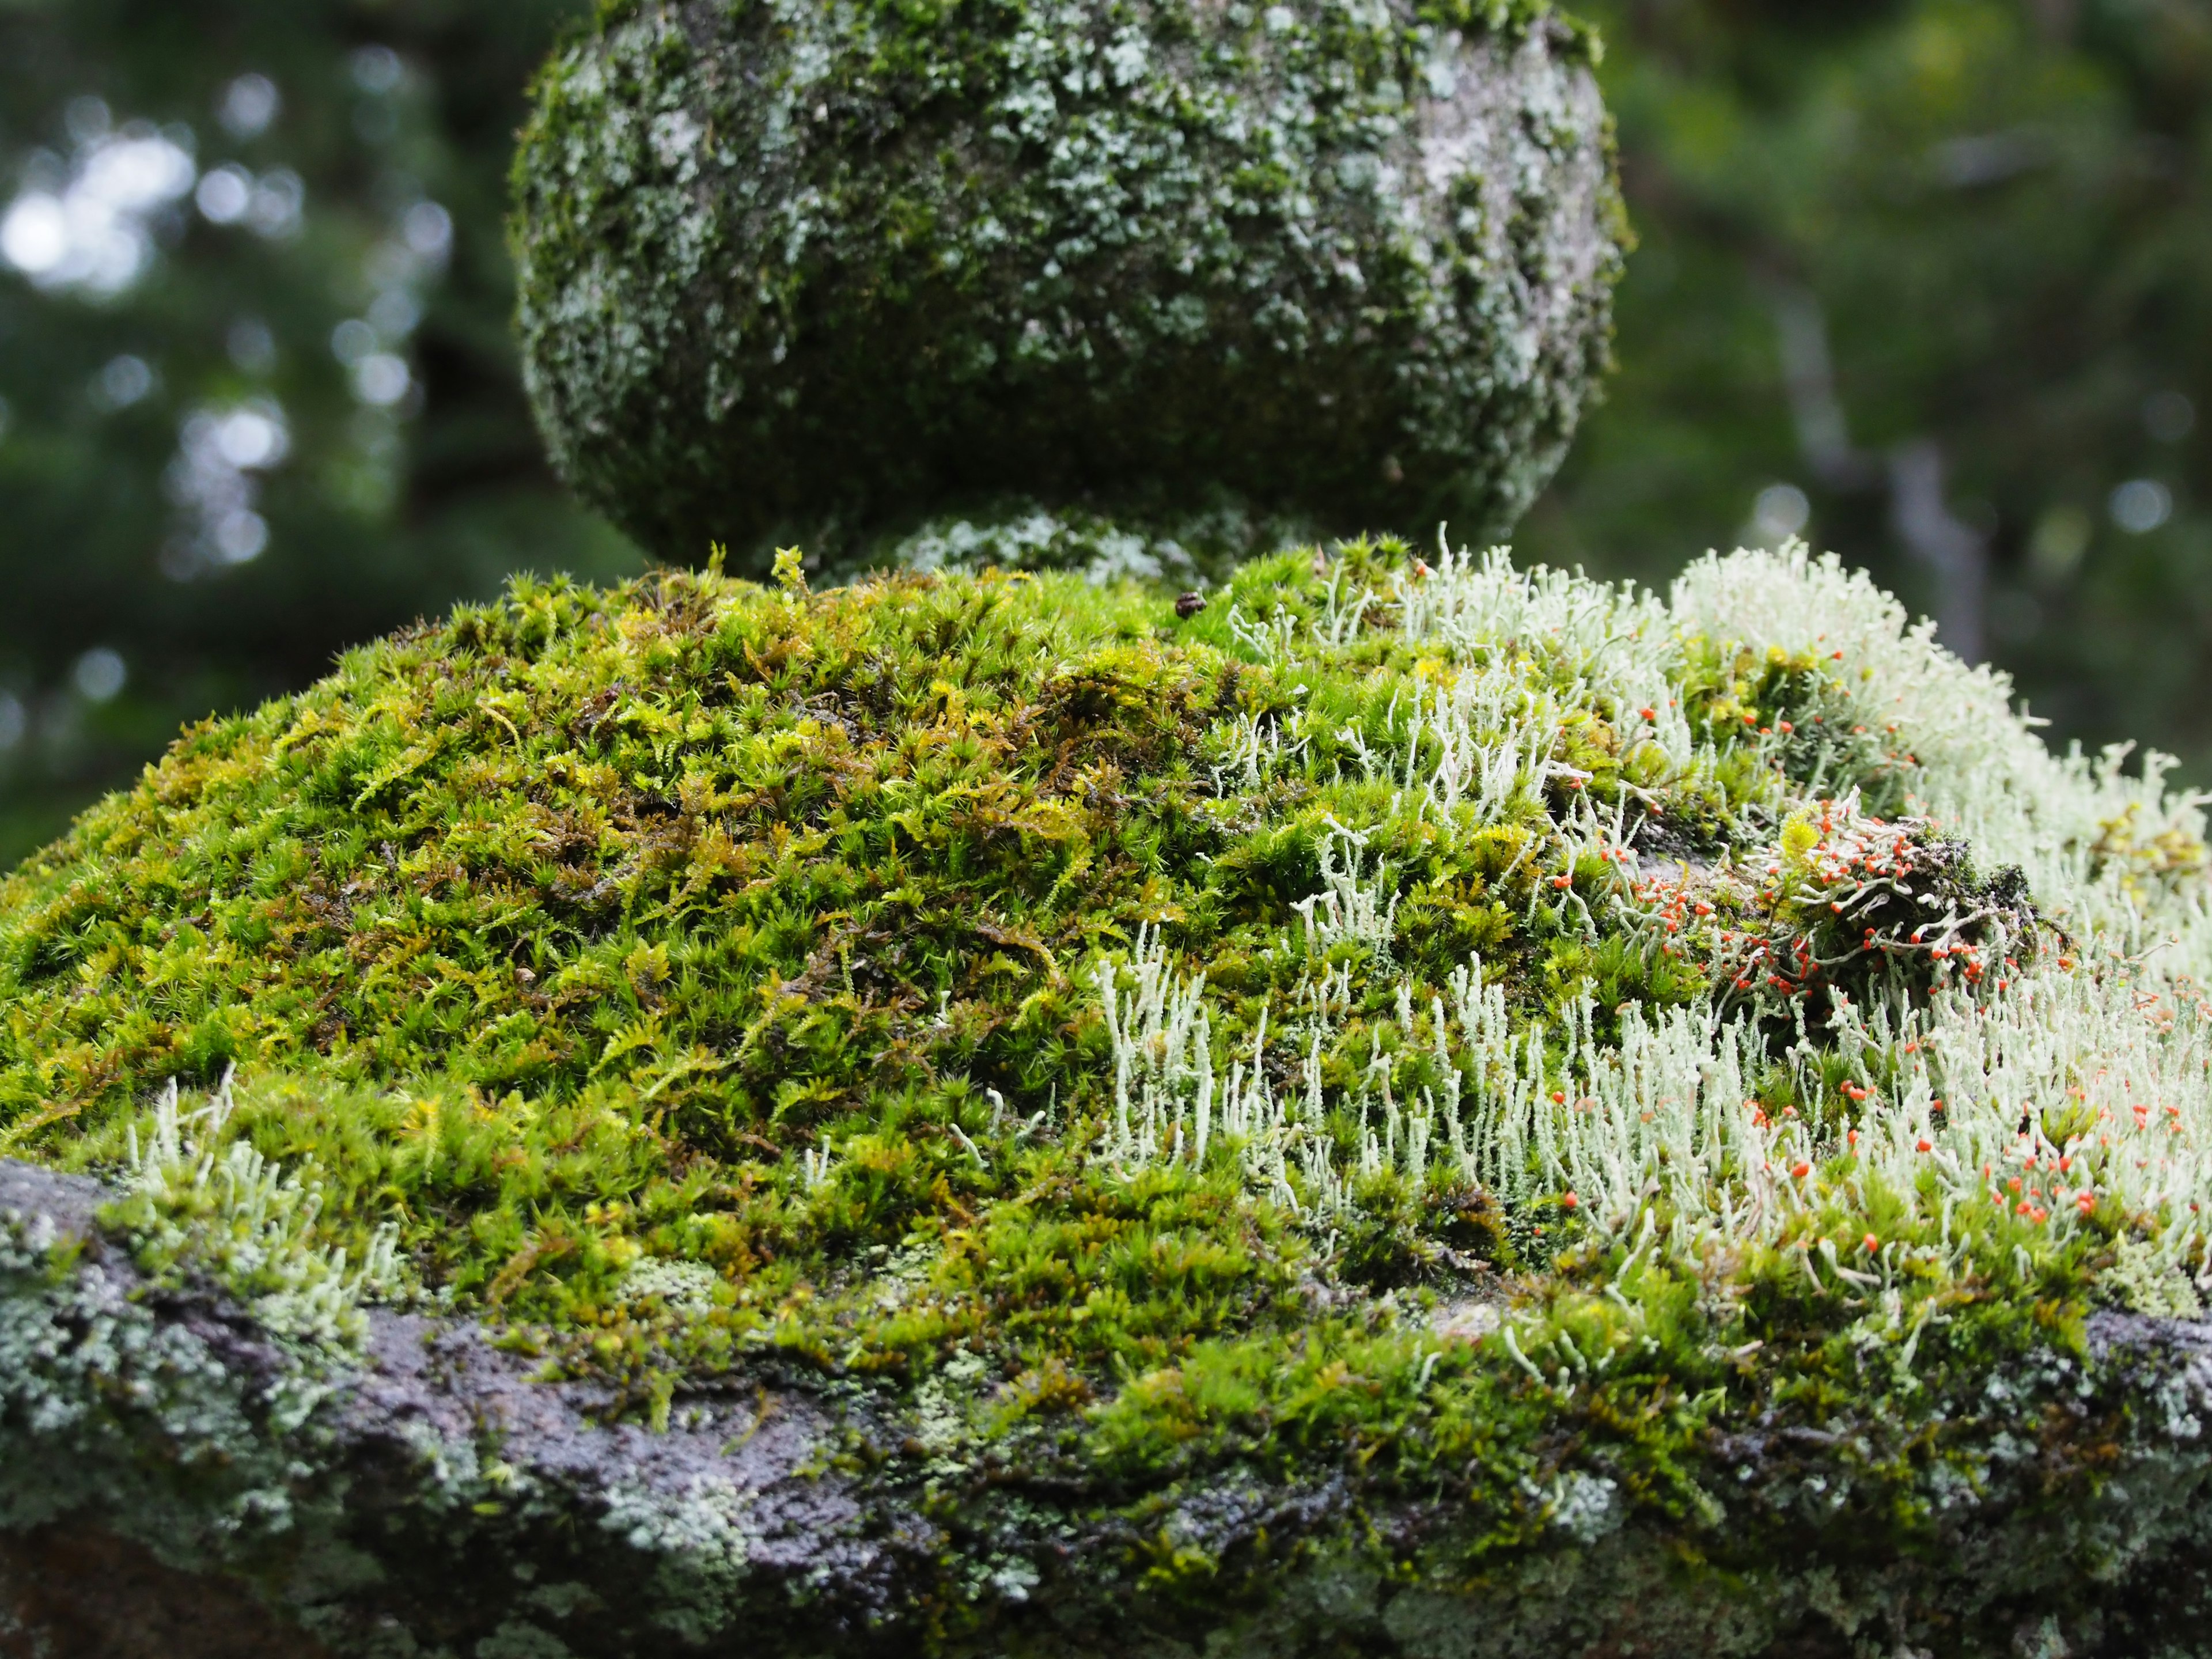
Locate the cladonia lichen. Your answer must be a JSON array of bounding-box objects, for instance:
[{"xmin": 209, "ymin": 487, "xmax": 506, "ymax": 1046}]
[{"xmin": 7, "ymin": 537, "xmax": 2212, "ymax": 1651}]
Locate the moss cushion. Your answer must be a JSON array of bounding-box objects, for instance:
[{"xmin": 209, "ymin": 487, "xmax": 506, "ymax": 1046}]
[{"xmin": 5, "ymin": 543, "xmax": 2212, "ymax": 1653}]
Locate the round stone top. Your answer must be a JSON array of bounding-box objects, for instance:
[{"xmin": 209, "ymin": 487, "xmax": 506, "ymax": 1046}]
[{"xmin": 511, "ymin": 0, "xmax": 1624, "ymax": 571}]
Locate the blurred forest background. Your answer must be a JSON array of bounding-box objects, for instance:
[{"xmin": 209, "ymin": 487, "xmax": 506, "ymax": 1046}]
[{"xmin": 0, "ymin": 0, "xmax": 2205, "ymax": 863}]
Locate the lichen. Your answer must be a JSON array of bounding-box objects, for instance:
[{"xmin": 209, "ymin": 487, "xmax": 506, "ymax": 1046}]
[
  {"xmin": 509, "ymin": 0, "xmax": 1626, "ymax": 570},
  {"xmin": 8, "ymin": 538, "xmax": 2212, "ymax": 1651}
]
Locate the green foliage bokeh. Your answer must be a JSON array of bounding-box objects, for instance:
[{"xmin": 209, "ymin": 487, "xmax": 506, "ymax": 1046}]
[{"xmin": 0, "ymin": 0, "xmax": 2207, "ymax": 866}]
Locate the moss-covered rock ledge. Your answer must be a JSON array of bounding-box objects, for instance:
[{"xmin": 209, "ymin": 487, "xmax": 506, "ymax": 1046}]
[{"xmin": 7, "ymin": 542, "xmax": 2212, "ymax": 1654}]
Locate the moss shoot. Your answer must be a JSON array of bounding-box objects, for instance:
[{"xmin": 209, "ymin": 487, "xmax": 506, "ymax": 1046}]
[
  {"xmin": 510, "ymin": 0, "xmax": 1625, "ymax": 572},
  {"xmin": 7, "ymin": 541, "xmax": 2212, "ymax": 1649}
]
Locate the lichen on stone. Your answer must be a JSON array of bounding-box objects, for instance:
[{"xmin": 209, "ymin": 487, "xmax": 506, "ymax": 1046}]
[
  {"xmin": 18, "ymin": 0, "xmax": 2212, "ymax": 1645},
  {"xmin": 7, "ymin": 539, "xmax": 2212, "ymax": 1650},
  {"xmin": 511, "ymin": 0, "xmax": 1626, "ymax": 571}
]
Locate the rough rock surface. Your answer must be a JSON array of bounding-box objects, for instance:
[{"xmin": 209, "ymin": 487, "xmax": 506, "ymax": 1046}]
[
  {"xmin": 9, "ymin": 1156, "xmax": 2212, "ymax": 1657},
  {"xmin": 512, "ymin": 0, "xmax": 1624, "ymax": 571}
]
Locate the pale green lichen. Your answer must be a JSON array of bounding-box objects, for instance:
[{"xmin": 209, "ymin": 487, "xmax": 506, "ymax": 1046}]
[
  {"xmin": 111, "ymin": 1070, "xmax": 408, "ymax": 1349},
  {"xmin": 0, "ymin": 1203, "xmax": 346, "ymax": 1561}
]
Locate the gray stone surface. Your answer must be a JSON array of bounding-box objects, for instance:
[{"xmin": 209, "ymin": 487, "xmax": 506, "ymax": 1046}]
[
  {"xmin": 10, "ymin": 1160, "xmax": 2212, "ymax": 1656},
  {"xmin": 511, "ymin": 0, "xmax": 1625, "ymax": 571}
]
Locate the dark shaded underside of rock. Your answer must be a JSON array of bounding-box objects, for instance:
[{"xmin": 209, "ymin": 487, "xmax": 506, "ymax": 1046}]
[{"xmin": 6, "ymin": 1162, "xmax": 2212, "ymax": 1658}]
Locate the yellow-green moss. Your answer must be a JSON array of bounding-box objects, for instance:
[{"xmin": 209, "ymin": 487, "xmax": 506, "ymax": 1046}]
[
  {"xmin": 0, "ymin": 541, "xmax": 2084, "ymax": 1406},
  {"xmin": 10, "ymin": 544, "xmax": 2207, "ymax": 1658}
]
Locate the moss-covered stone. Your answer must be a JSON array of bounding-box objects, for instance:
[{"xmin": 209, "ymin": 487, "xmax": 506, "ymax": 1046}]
[
  {"xmin": 7, "ymin": 541, "xmax": 2212, "ymax": 1652},
  {"xmin": 10, "ymin": 1156, "xmax": 2212, "ymax": 1658},
  {"xmin": 511, "ymin": 1, "xmax": 1625, "ymax": 572}
]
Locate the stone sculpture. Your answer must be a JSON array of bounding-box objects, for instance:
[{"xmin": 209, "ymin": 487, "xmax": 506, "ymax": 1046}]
[
  {"xmin": 512, "ymin": 0, "xmax": 1622, "ymax": 570},
  {"xmin": 11, "ymin": 5, "xmax": 2212, "ymax": 1657}
]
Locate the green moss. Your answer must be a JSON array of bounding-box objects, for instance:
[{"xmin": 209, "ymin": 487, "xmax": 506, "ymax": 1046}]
[
  {"xmin": 8, "ymin": 543, "xmax": 2212, "ymax": 1650},
  {"xmin": 509, "ymin": 0, "xmax": 1626, "ymax": 571}
]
